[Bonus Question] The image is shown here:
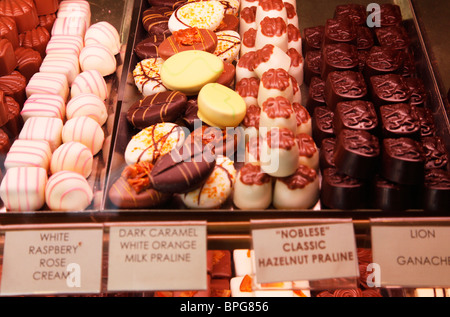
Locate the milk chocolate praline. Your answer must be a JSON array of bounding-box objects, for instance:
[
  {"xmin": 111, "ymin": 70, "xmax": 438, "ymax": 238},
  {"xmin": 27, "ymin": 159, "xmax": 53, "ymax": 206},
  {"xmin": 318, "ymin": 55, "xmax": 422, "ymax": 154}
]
[
  {"xmin": 0, "ymin": 16, "xmax": 19, "ymax": 49},
  {"xmin": 150, "ymin": 141, "xmax": 216, "ymax": 193},
  {"xmin": 320, "ymin": 167, "xmax": 367, "ymax": 210},
  {"xmin": 0, "ymin": 38, "xmax": 16, "ymax": 77},
  {"xmin": 134, "ymin": 34, "xmax": 170, "ymax": 60},
  {"xmin": 324, "ymin": 70, "xmax": 367, "ymax": 111},
  {"xmin": 381, "ymin": 137, "xmax": 424, "ymax": 185},
  {"xmin": 14, "ymin": 46, "xmax": 42, "ymax": 82},
  {"xmin": 334, "ymin": 129, "xmax": 380, "ymax": 179},
  {"xmin": 0, "ymin": 71, "xmax": 26, "ymax": 106},
  {"xmin": 0, "ymin": 0, "xmax": 39, "ymax": 34},
  {"xmin": 333, "ymin": 100, "xmax": 378, "ymax": 135},
  {"xmin": 3, "ymin": 96, "xmax": 22, "ymax": 139},
  {"xmin": 142, "ymin": 6, "xmax": 172, "ymax": 35},
  {"xmin": 188, "ymin": 124, "xmax": 242, "ymax": 157},
  {"xmin": 126, "ymin": 91, "xmax": 188, "ymax": 129},
  {"xmin": 108, "ymin": 168, "xmax": 171, "ymax": 209},
  {"xmin": 375, "ymin": 26, "xmax": 410, "ymax": 51}
]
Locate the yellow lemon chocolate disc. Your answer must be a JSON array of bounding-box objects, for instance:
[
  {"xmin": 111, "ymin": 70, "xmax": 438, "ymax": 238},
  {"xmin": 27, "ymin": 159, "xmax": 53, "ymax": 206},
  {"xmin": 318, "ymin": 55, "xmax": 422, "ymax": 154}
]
[
  {"xmin": 160, "ymin": 50, "xmax": 224, "ymax": 95},
  {"xmin": 197, "ymin": 83, "xmax": 247, "ymax": 128}
]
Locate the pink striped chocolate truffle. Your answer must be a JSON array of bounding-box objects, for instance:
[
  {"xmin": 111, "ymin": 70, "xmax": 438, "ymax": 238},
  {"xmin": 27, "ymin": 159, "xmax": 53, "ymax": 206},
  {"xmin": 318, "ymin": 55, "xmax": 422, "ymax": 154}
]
[
  {"xmin": 71, "ymin": 70, "xmax": 108, "ymax": 100},
  {"xmin": 45, "ymin": 170, "xmax": 93, "ymax": 211},
  {"xmin": 0, "ymin": 166, "xmax": 48, "ymax": 211},
  {"xmin": 65, "ymin": 93, "xmax": 107, "ymax": 125},
  {"xmin": 79, "ymin": 43, "xmax": 116, "ymax": 76},
  {"xmin": 84, "ymin": 21, "xmax": 121, "ymax": 55},
  {"xmin": 61, "ymin": 116, "xmax": 105, "ymax": 155},
  {"xmin": 26, "ymin": 72, "xmax": 69, "ymax": 101},
  {"xmin": 4, "ymin": 139, "xmax": 52, "ymax": 171},
  {"xmin": 21, "ymin": 93, "xmax": 65, "ymax": 121},
  {"xmin": 50, "ymin": 141, "xmax": 93, "ymax": 178},
  {"xmin": 18, "ymin": 116, "xmax": 63, "ymax": 151}
]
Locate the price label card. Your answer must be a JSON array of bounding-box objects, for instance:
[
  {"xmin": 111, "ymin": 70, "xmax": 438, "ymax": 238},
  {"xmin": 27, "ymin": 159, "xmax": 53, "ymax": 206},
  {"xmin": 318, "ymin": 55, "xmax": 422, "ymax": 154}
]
[
  {"xmin": 252, "ymin": 222, "xmax": 359, "ymax": 283},
  {"xmin": 0, "ymin": 227, "xmax": 104, "ymax": 296},
  {"xmin": 371, "ymin": 225, "xmax": 450, "ymax": 287},
  {"xmin": 107, "ymin": 223, "xmax": 207, "ymax": 292}
]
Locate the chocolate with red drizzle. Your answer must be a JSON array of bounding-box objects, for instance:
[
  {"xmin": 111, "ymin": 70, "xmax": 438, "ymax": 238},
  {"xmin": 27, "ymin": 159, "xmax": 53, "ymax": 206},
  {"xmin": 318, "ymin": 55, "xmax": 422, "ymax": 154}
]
[
  {"xmin": 296, "ymin": 133, "xmax": 317, "ymax": 158},
  {"xmin": 261, "ymin": 68, "xmax": 291, "ymax": 91},
  {"xmin": 278, "ymin": 164, "xmax": 317, "ymax": 190},
  {"xmin": 265, "ymin": 127, "xmax": 296, "ymax": 150},
  {"xmin": 259, "ymin": 16, "xmax": 287, "ymax": 38},
  {"xmin": 242, "ymin": 104, "xmax": 260, "ymax": 128}
]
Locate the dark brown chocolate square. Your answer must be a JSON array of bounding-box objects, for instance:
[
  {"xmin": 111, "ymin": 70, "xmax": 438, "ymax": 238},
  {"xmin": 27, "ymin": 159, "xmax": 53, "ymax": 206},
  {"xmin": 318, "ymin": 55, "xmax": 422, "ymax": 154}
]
[
  {"xmin": 375, "ymin": 25, "xmax": 410, "ymax": 51},
  {"xmin": 312, "ymin": 106, "xmax": 334, "ymax": 145},
  {"xmin": 405, "ymin": 77, "xmax": 427, "ymax": 106},
  {"xmin": 334, "ymin": 129, "xmax": 380, "ymax": 179},
  {"xmin": 324, "ymin": 70, "xmax": 368, "ymax": 110},
  {"xmin": 324, "ymin": 18, "xmax": 357, "ymax": 46},
  {"xmin": 334, "ymin": 4, "xmax": 367, "ymax": 26},
  {"xmin": 369, "ymin": 73, "xmax": 411, "ymax": 106},
  {"xmin": 307, "ymin": 76, "xmax": 326, "ymax": 111},
  {"xmin": 423, "ymin": 169, "xmax": 450, "ymax": 212},
  {"xmin": 333, "ymin": 100, "xmax": 378, "ymax": 134},
  {"xmin": 381, "ymin": 137, "xmax": 424, "ymax": 185},
  {"xmin": 304, "ymin": 50, "xmax": 322, "ymax": 86},
  {"xmin": 379, "ymin": 103, "xmax": 420, "ymax": 139},
  {"xmin": 356, "ymin": 26, "xmax": 374, "ymax": 50},
  {"xmin": 303, "ymin": 25, "xmax": 324, "ymax": 53},
  {"xmin": 379, "ymin": 4, "xmax": 403, "ymax": 27},
  {"xmin": 421, "ymin": 136, "xmax": 448, "ymax": 170},
  {"xmin": 321, "ymin": 43, "xmax": 359, "ymax": 79},
  {"xmin": 319, "ymin": 137, "xmax": 336, "ymax": 170},
  {"xmin": 363, "ymin": 46, "xmax": 404, "ymax": 79},
  {"xmin": 415, "ymin": 106, "xmax": 435, "ymax": 137}
]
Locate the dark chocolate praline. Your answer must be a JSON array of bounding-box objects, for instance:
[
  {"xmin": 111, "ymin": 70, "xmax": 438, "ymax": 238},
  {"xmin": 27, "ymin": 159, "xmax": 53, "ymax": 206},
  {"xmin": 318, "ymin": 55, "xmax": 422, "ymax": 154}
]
[
  {"xmin": 334, "ymin": 4, "xmax": 367, "ymax": 26},
  {"xmin": 333, "ymin": 129, "xmax": 380, "ymax": 179},
  {"xmin": 363, "ymin": 46, "xmax": 404, "ymax": 79},
  {"xmin": 423, "ymin": 169, "xmax": 450, "ymax": 212},
  {"xmin": 304, "ymin": 50, "xmax": 322, "ymax": 86},
  {"xmin": 320, "ymin": 167, "xmax": 367, "ymax": 210},
  {"xmin": 324, "ymin": 70, "xmax": 368, "ymax": 111},
  {"xmin": 372, "ymin": 174, "xmax": 413, "ymax": 211},
  {"xmin": 323, "ymin": 18, "xmax": 357, "ymax": 46},
  {"xmin": 379, "ymin": 103, "xmax": 421, "ymax": 139},
  {"xmin": 319, "ymin": 137, "xmax": 336, "ymax": 170},
  {"xmin": 381, "ymin": 137, "xmax": 425, "ymax": 185},
  {"xmin": 312, "ymin": 106, "xmax": 334, "ymax": 145},
  {"xmin": 306, "ymin": 76, "xmax": 326, "ymax": 111},
  {"xmin": 369, "ymin": 73, "xmax": 411, "ymax": 106},
  {"xmin": 421, "ymin": 136, "xmax": 448, "ymax": 170},
  {"xmin": 302, "ymin": 25, "xmax": 324, "ymax": 54},
  {"xmin": 321, "ymin": 43, "xmax": 359, "ymax": 79},
  {"xmin": 333, "ymin": 100, "xmax": 378, "ymax": 134}
]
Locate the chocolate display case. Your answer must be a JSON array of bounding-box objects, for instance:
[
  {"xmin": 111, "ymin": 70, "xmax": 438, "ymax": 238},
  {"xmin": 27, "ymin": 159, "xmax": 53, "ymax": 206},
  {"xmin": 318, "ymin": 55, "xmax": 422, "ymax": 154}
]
[{"xmin": 100, "ymin": 0, "xmax": 450, "ymax": 221}]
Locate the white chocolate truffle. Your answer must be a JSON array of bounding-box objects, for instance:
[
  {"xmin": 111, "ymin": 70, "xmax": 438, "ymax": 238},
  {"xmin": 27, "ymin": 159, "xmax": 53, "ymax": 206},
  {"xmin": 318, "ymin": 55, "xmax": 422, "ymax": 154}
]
[
  {"xmin": 0, "ymin": 167, "xmax": 48, "ymax": 211},
  {"xmin": 259, "ymin": 96, "xmax": 297, "ymax": 133},
  {"xmin": 240, "ymin": 28, "xmax": 256, "ymax": 56},
  {"xmin": 220, "ymin": 0, "xmax": 240, "ymax": 16},
  {"xmin": 21, "ymin": 94, "xmax": 65, "ymax": 122},
  {"xmin": 46, "ymin": 35, "xmax": 84, "ymax": 56},
  {"xmin": 124, "ymin": 122, "xmax": 186, "ymax": 165},
  {"xmin": 284, "ymin": 1, "xmax": 299, "ymax": 28},
  {"xmin": 233, "ymin": 163, "xmax": 272, "ymax": 210},
  {"xmin": 57, "ymin": 0, "xmax": 91, "ymax": 30},
  {"xmin": 235, "ymin": 77, "xmax": 260, "ymax": 109},
  {"xmin": 45, "ymin": 171, "xmax": 93, "ymax": 211},
  {"xmin": 245, "ymin": 135, "xmax": 260, "ymax": 164},
  {"xmin": 181, "ymin": 155, "xmax": 236, "ymax": 209},
  {"xmin": 255, "ymin": 0, "xmax": 288, "ymax": 27},
  {"xmin": 50, "ymin": 141, "xmax": 94, "ymax": 178},
  {"xmin": 65, "ymin": 93, "xmax": 108, "ymax": 126},
  {"xmin": 62, "ymin": 116, "xmax": 105, "ymax": 155},
  {"xmin": 240, "ymin": 0, "xmax": 259, "ymax": 10},
  {"xmin": 287, "ymin": 24, "xmax": 302, "ymax": 54},
  {"xmin": 133, "ymin": 58, "xmax": 167, "ymax": 97},
  {"xmin": 253, "ymin": 44, "xmax": 291, "ymax": 78},
  {"xmin": 51, "ymin": 17, "xmax": 87, "ymax": 38},
  {"xmin": 257, "ymin": 68, "xmax": 294, "ymax": 107},
  {"xmin": 71, "ymin": 70, "xmax": 108, "ymax": 100},
  {"xmin": 296, "ymin": 133, "xmax": 319, "ymax": 170},
  {"xmin": 259, "ymin": 127, "xmax": 299, "ymax": 177},
  {"xmin": 84, "ymin": 21, "xmax": 121, "ymax": 55},
  {"xmin": 214, "ymin": 30, "xmax": 241, "ymax": 63},
  {"xmin": 293, "ymin": 103, "xmax": 312, "ymax": 136},
  {"xmin": 273, "ymin": 164, "xmax": 320, "ymax": 209},
  {"xmin": 239, "ymin": 6, "xmax": 256, "ymax": 37},
  {"xmin": 18, "ymin": 117, "xmax": 63, "ymax": 151},
  {"xmin": 290, "ymin": 74, "xmax": 302, "ymax": 103},
  {"xmin": 235, "ymin": 51, "xmax": 258, "ymax": 83},
  {"xmin": 40, "ymin": 53, "xmax": 80, "ymax": 85},
  {"xmin": 79, "ymin": 44, "xmax": 117, "ymax": 76},
  {"xmin": 168, "ymin": 0, "xmax": 225, "ymax": 32},
  {"xmin": 254, "ymin": 16, "xmax": 288, "ymax": 51},
  {"xmin": 26, "ymin": 72, "xmax": 69, "ymax": 101},
  {"xmin": 4, "ymin": 140, "xmax": 52, "ymax": 171}
]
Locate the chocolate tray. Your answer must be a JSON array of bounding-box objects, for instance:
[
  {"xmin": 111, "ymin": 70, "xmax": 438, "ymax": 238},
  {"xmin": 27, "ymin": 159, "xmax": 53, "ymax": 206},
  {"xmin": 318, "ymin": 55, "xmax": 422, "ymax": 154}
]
[
  {"xmin": 0, "ymin": 0, "xmax": 135, "ymax": 215},
  {"xmin": 100, "ymin": 0, "xmax": 450, "ymax": 221}
]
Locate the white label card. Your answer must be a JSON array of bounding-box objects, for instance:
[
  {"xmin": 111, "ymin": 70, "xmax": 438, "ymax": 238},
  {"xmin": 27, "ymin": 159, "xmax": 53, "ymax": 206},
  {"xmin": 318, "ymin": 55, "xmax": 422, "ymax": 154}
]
[
  {"xmin": 252, "ymin": 223, "xmax": 359, "ymax": 283},
  {"xmin": 107, "ymin": 224, "xmax": 207, "ymax": 292},
  {"xmin": 371, "ymin": 225, "xmax": 450, "ymax": 287},
  {"xmin": 0, "ymin": 228, "xmax": 104, "ymax": 296}
]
